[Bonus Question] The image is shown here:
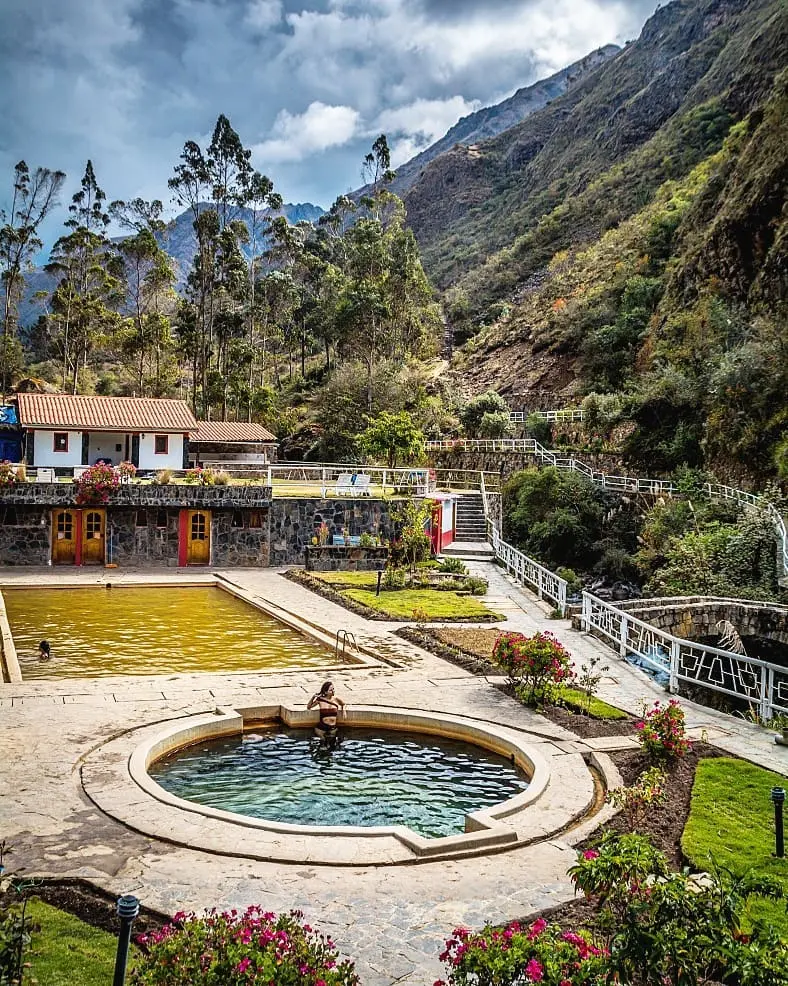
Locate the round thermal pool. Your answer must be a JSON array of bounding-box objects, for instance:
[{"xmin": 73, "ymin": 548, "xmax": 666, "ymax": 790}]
[{"xmin": 148, "ymin": 726, "xmax": 530, "ymax": 838}]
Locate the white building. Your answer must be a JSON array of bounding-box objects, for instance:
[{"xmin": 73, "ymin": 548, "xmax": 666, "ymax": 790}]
[{"xmin": 16, "ymin": 394, "xmax": 198, "ymax": 472}]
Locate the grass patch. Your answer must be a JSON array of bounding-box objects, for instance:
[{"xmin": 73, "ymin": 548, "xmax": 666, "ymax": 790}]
[
  {"xmin": 682, "ymin": 758, "xmax": 788, "ymax": 934},
  {"xmin": 344, "ymin": 588, "xmax": 501, "ymax": 621},
  {"xmin": 555, "ymin": 685, "xmax": 629, "ymax": 720},
  {"xmin": 25, "ymin": 899, "xmax": 118, "ymax": 985},
  {"xmin": 310, "ymin": 571, "xmax": 381, "ymax": 588}
]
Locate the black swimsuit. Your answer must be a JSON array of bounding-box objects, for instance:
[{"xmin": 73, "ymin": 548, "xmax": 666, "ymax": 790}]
[{"xmin": 316, "ymin": 699, "xmax": 340, "ymax": 731}]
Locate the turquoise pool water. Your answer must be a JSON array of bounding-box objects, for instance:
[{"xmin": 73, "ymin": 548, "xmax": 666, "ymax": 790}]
[{"xmin": 149, "ymin": 727, "xmax": 529, "ymax": 838}]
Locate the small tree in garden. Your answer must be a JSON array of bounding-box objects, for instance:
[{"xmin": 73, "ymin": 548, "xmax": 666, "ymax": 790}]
[
  {"xmin": 435, "ymin": 918, "xmax": 608, "ymax": 986},
  {"xmin": 636, "ymin": 699, "xmax": 691, "ymax": 761},
  {"xmin": 493, "ymin": 631, "xmax": 572, "ymax": 705},
  {"xmin": 607, "ymin": 766, "xmax": 667, "ymax": 831},
  {"xmin": 393, "ymin": 498, "xmax": 433, "ymax": 574},
  {"xmin": 358, "ymin": 410, "xmax": 424, "ymax": 467},
  {"xmin": 74, "ymin": 462, "xmax": 119, "ymax": 504},
  {"xmin": 573, "ymin": 655, "xmax": 609, "ymax": 715},
  {"xmin": 131, "ymin": 907, "xmax": 359, "ymax": 986}
]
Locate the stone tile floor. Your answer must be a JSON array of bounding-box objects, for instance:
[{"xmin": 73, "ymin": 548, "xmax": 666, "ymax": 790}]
[{"xmin": 0, "ymin": 564, "xmax": 786, "ymax": 985}]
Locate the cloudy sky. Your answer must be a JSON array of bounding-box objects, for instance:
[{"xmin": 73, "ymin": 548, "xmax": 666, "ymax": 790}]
[{"xmin": 1, "ymin": 0, "xmax": 658, "ymax": 247}]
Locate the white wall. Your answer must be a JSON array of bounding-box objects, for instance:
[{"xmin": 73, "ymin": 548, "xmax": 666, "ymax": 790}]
[
  {"xmin": 88, "ymin": 432, "xmax": 127, "ymax": 465},
  {"xmin": 31, "ymin": 430, "xmax": 83, "ymax": 468},
  {"xmin": 138, "ymin": 432, "xmax": 185, "ymax": 471}
]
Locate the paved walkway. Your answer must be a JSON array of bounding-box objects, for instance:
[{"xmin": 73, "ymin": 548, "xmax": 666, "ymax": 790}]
[{"xmin": 0, "ymin": 564, "xmax": 785, "ymax": 985}]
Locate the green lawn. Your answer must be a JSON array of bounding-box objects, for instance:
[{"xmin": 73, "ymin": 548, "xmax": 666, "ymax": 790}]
[
  {"xmin": 311, "ymin": 570, "xmax": 381, "ymax": 588},
  {"xmin": 682, "ymin": 758, "xmax": 788, "ymax": 934},
  {"xmin": 25, "ymin": 900, "xmax": 118, "ymax": 986},
  {"xmin": 556, "ymin": 685, "xmax": 629, "ymax": 720},
  {"xmin": 344, "ymin": 587, "xmax": 502, "ymax": 621}
]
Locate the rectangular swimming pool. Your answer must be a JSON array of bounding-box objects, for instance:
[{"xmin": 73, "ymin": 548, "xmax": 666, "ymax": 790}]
[{"xmin": 3, "ymin": 585, "xmax": 338, "ymax": 679}]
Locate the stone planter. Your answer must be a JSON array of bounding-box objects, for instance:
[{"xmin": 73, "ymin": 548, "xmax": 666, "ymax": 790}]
[{"xmin": 305, "ymin": 545, "xmax": 389, "ymax": 572}]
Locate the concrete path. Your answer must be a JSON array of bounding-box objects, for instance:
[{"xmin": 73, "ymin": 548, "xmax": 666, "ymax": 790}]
[{"xmin": 0, "ymin": 564, "xmax": 785, "ymax": 985}]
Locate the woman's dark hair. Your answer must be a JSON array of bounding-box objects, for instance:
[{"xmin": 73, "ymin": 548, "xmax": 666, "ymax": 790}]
[
  {"xmin": 39, "ymin": 640, "xmax": 50, "ymax": 655},
  {"xmin": 319, "ymin": 681, "xmax": 334, "ymax": 696}
]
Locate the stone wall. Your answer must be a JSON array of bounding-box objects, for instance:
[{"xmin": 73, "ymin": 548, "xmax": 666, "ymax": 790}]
[
  {"xmin": 109, "ymin": 509, "xmax": 181, "ymax": 567},
  {"xmin": 269, "ymin": 499, "xmax": 399, "ymax": 566},
  {"xmin": 617, "ymin": 597, "xmax": 788, "ymax": 646},
  {"xmin": 305, "ymin": 545, "xmax": 389, "ymax": 572},
  {"xmin": 212, "ymin": 510, "xmax": 270, "ymax": 567},
  {"xmin": 0, "ymin": 483, "xmax": 272, "ymax": 508},
  {"xmin": 0, "ymin": 506, "xmax": 50, "ymax": 565},
  {"xmin": 430, "ymin": 451, "xmax": 628, "ymax": 481}
]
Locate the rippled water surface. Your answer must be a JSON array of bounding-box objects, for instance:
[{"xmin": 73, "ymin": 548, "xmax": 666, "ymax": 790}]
[
  {"xmin": 5, "ymin": 586, "xmax": 332, "ymax": 679},
  {"xmin": 149, "ymin": 727, "xmax": 530, "ymax": 838}
]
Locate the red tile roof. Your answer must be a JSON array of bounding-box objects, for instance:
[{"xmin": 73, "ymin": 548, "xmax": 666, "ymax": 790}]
[
  {"xmin": 191, "ymin": 420, "xmax": 277, "ymax": 443},
  {"xmin": 16, "ymin": 394, "xmax": 198, "ymax": 432}
]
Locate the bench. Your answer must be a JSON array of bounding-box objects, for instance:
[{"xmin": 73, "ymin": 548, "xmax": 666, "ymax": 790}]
[
  {"xmin": 335, "ymin": 473, "xmax": 371, "ymax": 496},
  {"xmin": 36, "ymin": 468, "xmax": 55, "ymax": 483}
]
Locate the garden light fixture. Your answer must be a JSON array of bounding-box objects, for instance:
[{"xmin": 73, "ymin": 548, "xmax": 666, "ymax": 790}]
[
  {"xmin": 113, "ymin": 894, "xmax": 141, "ymax": 986},
  {"xmin": 771, "ymin": 786, "xmax": 785, "ymax": 858}
]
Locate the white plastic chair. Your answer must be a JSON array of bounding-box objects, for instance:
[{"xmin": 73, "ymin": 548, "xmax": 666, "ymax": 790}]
[{"xmin": 37, "ymin": 467, "xmax": 55, "ymax": 483}]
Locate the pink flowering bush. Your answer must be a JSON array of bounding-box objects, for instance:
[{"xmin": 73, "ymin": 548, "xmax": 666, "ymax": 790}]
[
  {"xmin": 130, "ymin": 907, "xmax": 359, "ymax": 985},
  {"xmin": 635, "ymin": 699, "xmax": 691, "ymax": 761},
  {"xmin": 0, "ymin": 460, "xmax": 18, "ymax": 486},
  {"xmin": 493, "ymin": 631, "xmax": 572, "ymax": 705},
  {"xmin": 435, "ymin": 918, "xmax": 607, "ymax": 986},
  {"xmin": 118, "ymin": 460, "xmax": 137, "ymax": 479},
  {"xmin": 74, "ymin": 463, "xmax": 120, "ymax": 504}
]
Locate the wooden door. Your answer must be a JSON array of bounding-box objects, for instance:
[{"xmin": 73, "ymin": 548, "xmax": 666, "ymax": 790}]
[
  {"xmin": 81, "ymin": 509, "xmax": 106, "ymax": 565},
  {"xmin": 52, "ymin": 509, "xmax": 77, "ymax": 565},
  {"xmin": 186, "ymin": 510, "xmax": 211, "ymax": 565}
]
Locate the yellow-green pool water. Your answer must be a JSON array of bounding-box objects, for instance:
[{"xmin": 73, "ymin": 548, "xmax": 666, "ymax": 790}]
[{"xmin": 4, "ymin": 586, "xmax": 334, "ymax": 679}]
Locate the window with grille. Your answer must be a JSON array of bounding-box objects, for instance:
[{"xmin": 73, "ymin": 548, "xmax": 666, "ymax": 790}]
[
  {"xmin": 56, "ymin": 512, "xmax": 73, "ymax": 539},
  {"xmin": 53, "ymin": 433, "xmax": 68, "ymax": 453},
  {"xmin": 154, "ymin": 435, "xmax": 168, "ymax": 454},
  {"xmin": 191, "ymin": 513, "xmax": 207, "ymax": 540},
  {"xmin": 85, "ymin": 512, "xmax": 102, "ymax": 539}
]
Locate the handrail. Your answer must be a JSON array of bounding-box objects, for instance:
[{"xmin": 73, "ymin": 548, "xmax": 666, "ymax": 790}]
[
  {"xmin": 580, "ymin": 592, "xmax": 788, "ymax": 721},
  {"xmin": 510, "ymin": 409, "xmax": 584, "ymax": 423},
  {"xmin": 425, "ymin": 438, "xmax": 788, "ymax": 579},
  {"xmin": 489, "ymin": 526, "xmax": 568, "ymax": 615}
]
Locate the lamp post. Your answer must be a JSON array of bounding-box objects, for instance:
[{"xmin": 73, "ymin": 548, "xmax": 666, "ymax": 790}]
[
  {"xmin": 771, "ymin": 787, "xmax": 785, "ymax": 858},
  {"xmin": 113, "ymin": 894, "xmax": 140, "ymax": 986}
]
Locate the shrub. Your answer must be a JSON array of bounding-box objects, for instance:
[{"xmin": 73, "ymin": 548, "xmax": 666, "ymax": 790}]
[
  {"xmin": 131, "ymin": 907, "xmax": 358, "ymax": 985},
  {"xmin": 212, "ymin": 469, "xmax": 231, "ymax": 486},
  {"xmin": 461, "ymin": 576, "xmax": 488, "ymax": 596},
  {"xmin": 439, "ymin": 558, "xmax": 468, "ymax": 574},
  {"xmin": 636, "ymin": 699, "xmax": 691, "ymax": 761},
  {"xmin": 154, "ymin": 469, "xmax": 173, "ymax": 486},
  {"xmin": 0, "ymin": 461, "xmax": 18, "ymax": 487},
  {"xmin": 382, "ymin": 566, "xmax": 406, "ymax": 590},
  {"xmin": 435, "ymin": 918, "xmax": 607, "ymax": 986},
  {"xmin": 117, "ymin": 460, "xmax": 137, "ymax": 480},
  {"xmin": 0, "ymin": 843, "xmax": 35, "ymax": 985},
  {"xmin": 569, "ymin": 832, "xmax": 788, "ymax": 986},
  {"xmin": 459, "ymin": 391, "xmax": 509, "ymax": 437},
  {"xmin": 14, "ymin": 462, "xmax": 26, "ymax": 483},
  {"xmin": 493, "ymin": 631, "xmax": 572, "ymax": 705},
  {"xmin": 607, "ymin": 766, "xmax": 667, "ymax": 831},
  {"xmin": 358, "ymin": 532, "xmax": 377, "ymax": 547},
  {"xmin": 74, "ymin": 463, "xmax": 119, "ymax": 505}
]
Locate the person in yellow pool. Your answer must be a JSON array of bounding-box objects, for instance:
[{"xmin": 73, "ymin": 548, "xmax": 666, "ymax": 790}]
[
  {"xmin": 307, "ymin": 680, "xmax": 346, "ymax": 747},
  {"xmin": 38, "ymin": 640, "xmax": 52, "ymax": 661}
]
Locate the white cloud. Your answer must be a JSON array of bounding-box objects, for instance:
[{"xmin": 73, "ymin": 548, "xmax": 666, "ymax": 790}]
[
  {"xmin": 245, "ymin": 0, "xmax": 283, "ymax": 32},
  {"xmin": 253, "ymin": 101, "xmax": 361, "ymax": 163},
  {"xmin": 374, "ymin": 95, "xmax": 481, "ymax": 143}
]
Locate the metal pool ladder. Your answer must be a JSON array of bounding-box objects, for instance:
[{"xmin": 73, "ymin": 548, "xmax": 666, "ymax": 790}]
[{"xmin": 335, "ymin": 630, "xmax": 360, "ymax": 662}]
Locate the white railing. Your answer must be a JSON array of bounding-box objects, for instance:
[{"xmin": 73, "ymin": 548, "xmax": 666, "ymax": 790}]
[
  {"xmin": 581, "ymin": 592, "xmax": 788, "ymax": 720},
  {"xmin": 490, "ymin": 526, "xmax": 568, "ymax": 614},
  {"xmin": 510, "ymin": 409, "xmax": 584, "ymax": 423},
  {"xmin": 425, "ymin": 439, "xmax": 788, "ymax": 579}
]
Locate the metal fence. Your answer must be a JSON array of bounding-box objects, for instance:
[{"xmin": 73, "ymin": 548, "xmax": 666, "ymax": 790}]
[
  {"xmin": 510, "ymin": 409, "xmax": 585, "ymax": 423},
  {"xmin": 581, "ymin": 592, "xmax": 788, "ymax": 720},
  {"xmin": 424, "ymin": 438, "xmax": 788, "ymax": 580}
]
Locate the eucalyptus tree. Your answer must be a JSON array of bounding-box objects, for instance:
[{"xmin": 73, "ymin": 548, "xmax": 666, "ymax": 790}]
[
  {"xmin": 169, "ymin": 114, "xmax": 279, "ymax": 416},
  {"xmin": 46, "ymin": 161, "xmax": 124, "ymax": 392},
  {"xmin": 0, "ymin": 160, "xmax": 65, "ymax": 397},
  {"xmin": 109, "ymin": 198, "xmax": 177, "ymax": 394}
]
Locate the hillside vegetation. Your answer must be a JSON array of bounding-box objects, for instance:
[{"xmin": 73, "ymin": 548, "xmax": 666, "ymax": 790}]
[{"xmin": 414, "ymin": 0, "xmax": 787, "ymax": 484}]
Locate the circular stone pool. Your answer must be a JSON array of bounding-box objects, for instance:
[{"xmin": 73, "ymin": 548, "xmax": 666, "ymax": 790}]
[{"xmin": 148, "ymin": 726, "xmax": 530, "ymax": 838}]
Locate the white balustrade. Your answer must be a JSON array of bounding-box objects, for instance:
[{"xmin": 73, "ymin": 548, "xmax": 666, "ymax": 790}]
[{"xmin": 581, "ymin": 592, "xmax": 788, "ymax": 720}]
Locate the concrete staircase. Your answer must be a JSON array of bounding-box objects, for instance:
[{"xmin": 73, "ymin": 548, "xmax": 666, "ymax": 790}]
[{"xmin": 441, "ymin": 493, "xmax": 494, "ymax": 560}]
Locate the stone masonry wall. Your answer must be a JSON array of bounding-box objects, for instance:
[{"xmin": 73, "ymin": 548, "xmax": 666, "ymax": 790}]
[
  {"xmin": 212, "ymin": 510, "xmax": 270, "ymax": 567},
  {"xmin": 0, "ymin": 507, "xmax": 50, "ymax": 565},
  {"xmin": 430, "ymin": 451, "xmax": 628, "ymax": 481},
  {"xmin": 269, "ymin": 499, "xmax": 399, "ymax": 566},
  {"xmin": 109, "ymin": 509, "xmax": 180, "ymax": 567},
  {"xmin": 620, "ymin": 599, "xmax": 788, "ymax": 646},
  {"xmin": 305, "ymin": 545, "xmax": 389, "ymax": 572}
]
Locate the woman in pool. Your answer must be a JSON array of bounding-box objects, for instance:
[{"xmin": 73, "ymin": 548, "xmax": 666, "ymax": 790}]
[
  {"xmin": 38, "ymin": 640, "xmax": 52, "ymax": 661},
  {"xmin": 307, "ymin": 681, "xmax": 346, "ymax": 744}
]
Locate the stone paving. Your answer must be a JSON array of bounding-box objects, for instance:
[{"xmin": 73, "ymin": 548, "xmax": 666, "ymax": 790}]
[{"xmin": 0, "ymin": 564, "xmax": 786, "ymax": 985}]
